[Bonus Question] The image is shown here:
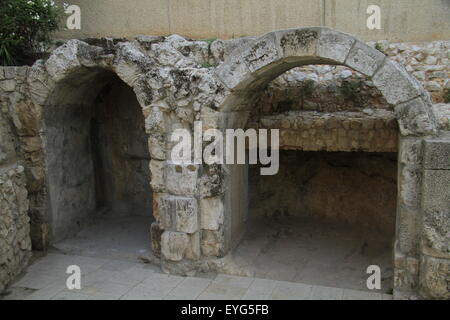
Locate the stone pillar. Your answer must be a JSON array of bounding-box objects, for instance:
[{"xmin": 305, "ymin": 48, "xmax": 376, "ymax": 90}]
[
  {"xmin": 155, "ymin": 161, "xmax": 202, "ymax": 275},
  {"xmin": 394, "ymin": 136, "xmax": 424, "ymax": 298},
  {"xmin": 419, "ymin": 135, "xmax": 450, "ymax": 299}
]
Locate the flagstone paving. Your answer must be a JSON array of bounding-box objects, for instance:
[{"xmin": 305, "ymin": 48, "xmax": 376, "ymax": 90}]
[{"xmin": 1, "ymin": 252, "xmax": 392, "ymax": 300}]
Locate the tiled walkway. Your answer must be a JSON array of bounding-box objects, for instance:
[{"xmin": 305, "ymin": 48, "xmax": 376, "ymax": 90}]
[{"xmin": 3, "ymin": 252, "xmax": 392, "ymax": 300}]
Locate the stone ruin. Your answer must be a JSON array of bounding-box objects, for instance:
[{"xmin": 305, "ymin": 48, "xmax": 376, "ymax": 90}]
[{"xmin": 0, "ymin": 27, "xmax": 449, "ymax": 299}]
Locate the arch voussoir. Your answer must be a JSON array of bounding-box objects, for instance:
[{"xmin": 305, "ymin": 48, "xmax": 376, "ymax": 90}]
[
  {"xmin": 216, "ymin": 26, "xmax": 438, "ymax": 136},
  {"xmin": 345, "ymin": 40, "xmax": 386, "ymax": 77}
]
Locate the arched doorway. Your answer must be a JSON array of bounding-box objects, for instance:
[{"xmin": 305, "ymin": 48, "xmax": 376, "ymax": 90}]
[
  {"xmin": 237, "ymin": 64, "xmax": 399, "ymax": 291},
  {"xmin": 209, "ymin": 27, "xmax": 437, "ymax": 295},
  {"xmin": 42, "ymin": 68, "xmax": 153, "ymax": 259}
]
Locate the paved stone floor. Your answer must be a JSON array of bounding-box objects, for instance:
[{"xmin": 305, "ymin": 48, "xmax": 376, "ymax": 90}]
[
  {"xmin": 230, "ymin": 217, "xmax": 394, "ymax": 292},
  {"xmin": 1, "ymin": 215, "xmax": 393, "ymax": 300},
  {"xmin": 49, "ymin": 215, "xmax": 394, "ymax": 293},
  {"xmin": 2, "ymin": 252, "xmax": 392, "ymax": 300}
]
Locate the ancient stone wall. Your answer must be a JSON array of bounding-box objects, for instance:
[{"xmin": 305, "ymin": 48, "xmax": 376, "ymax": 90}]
[
  {"xmin": 0, "ymin": 28, "xmax": 448, "ymax": 298},
  {"xmin": 0, "ymin": 165, "xmax": 31, "ymax": 292},
  {"xmin": 0, "ymin": 68, "xmax": 33, "ymax": 292},
  {"xmin": 249, "ymin": 151, "xmax": 398, "ymax": 235}
]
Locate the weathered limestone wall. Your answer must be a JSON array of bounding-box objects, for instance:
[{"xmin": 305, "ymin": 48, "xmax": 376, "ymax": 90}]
[
  {"xmin": 249, "ymin": 151, "xmax": 397, "ymax": 236},
  {"xmin": 0, "ymin": 165, "xmax": 31, "ymax": 292},
  {"xmin": 0, "ymin": 28, "xmax": 448, "ymax": 298},
  {"xmin": 1, "ymin": 67, "xmax": 46, "ymax": 251},
  {"xmin": 0, "ymin": 68, "xmax": 33, "ymax": 292}
]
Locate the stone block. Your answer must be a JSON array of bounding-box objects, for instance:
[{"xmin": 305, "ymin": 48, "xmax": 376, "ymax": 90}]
[
  {"xmin": 398, "ymin": 164, "xmax": 421, "ymax": 208},
  {"xmin": 241, "ymin": 32, "xmax": 280, "ymax": 75},
  {"xmin": 200, "ymin": 197, "xmax": 224, "ymax": 231},
  {"xmin": 149, "ymin": 160, "xmax": 165, "ymax": 192},
  {"xmin": 150, "ymin": 222, "xmax": 163, "ymax": 258},
  {"xmin": 27, "ymin": 61, "xmax": 54, "ymax": 106},
  {"xmin": 201, "ymin": 230, "xmax": 223, "ymax": 257},
  {"xmin": 159, "ymin": 195, "xmax": 198, "ymax": 234},
  {"xmin": 399, "ymin": 137, "xmax": 422, "ymax": 166},
  {"xmin": 0, "ymin": 80, "xmax": 16, "ymax": 92},
  {"xmin": 423, "ymin": 138, "xmax": 450, "ymax": 170},
  {"xmin": 214, "ymin": 50, "xmax": 254, "ymax": 91},
  {"xmin": 185, "ymin": 232, "xmax": 201, "ymax": 261},
  {"xmin": 161, "ymin": 231, "xmax": 189, "ymax": 262},
  {"xmin": 114, "ymin": 42, "xmax": 151, "ymax": 86},
  {"xmin": 275, "ymin": 28, "xmax": 320, "ymax": 61},
  {"xmin": 148, "ymin": 135, "xmax": 166, "ymax": 160},
  {"xmin": 422, "ymin": 169, "xmax": 450, "ymax": 255},
  {"xmin": 395, "ymin": 97, "xmax": 437, "ymax": 136},
  {"xmin": 373, "ymin": 60, "xmax": 423, "ymax": 105},
  {"xmin": 419, "ymin": 255, "xmax": 450, "ymax": 299},
  {"xmin": 318, "ymin": 28, "xmax": 356, "ymax": 64},
  {"xmin": 165, "ymin": 162, "xmax": 198, "ymax": 196},
  {"xmin": 396, "ymin": 205, "xmax": 419, "ymax": 255},
  {"xmin": 393, "ymin": 250, "xmax": 419, "ymax": 291},
  {"xmin": 345, "ymin": 41, "xmax": 385, "ymax": 77},
  {"xmin": 144, "ymin": 107, "xmax": 165, "ymax": 135},
  {"xmin": 200, "ymin": 107, "xmax": 221, "ymax": 130},
  {"xmin": 44, "ymin": 40, "xmax": 82, "ymax": 82}
]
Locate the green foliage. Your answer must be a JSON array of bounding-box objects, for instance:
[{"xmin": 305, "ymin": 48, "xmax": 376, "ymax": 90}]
[
  {"xmin": 201, "ymin": 38, "xmax": 217, "ymax": 47},
  {"xmin": 200, "ymin": 62, "xmax": 214, "ymax": 68},
  {"xmin": 374, "ymin": 42, "xmax": 385, "ymax": 54},
  {"xmin": 199, "ymin": 38, "xmax": 218, "ymax": 68},
  {"xmin": 0, "ymin": 0, "xmax": 60, "ymax": 66},
  {"xmin": 444, "ymin": 88, "xmax": 450, "ymax": 103}
]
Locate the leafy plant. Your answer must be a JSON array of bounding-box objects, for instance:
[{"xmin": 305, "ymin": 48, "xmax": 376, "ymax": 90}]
[{"xmin": 0, "ymin": 0, "xmax": 60, "ymax": 66}]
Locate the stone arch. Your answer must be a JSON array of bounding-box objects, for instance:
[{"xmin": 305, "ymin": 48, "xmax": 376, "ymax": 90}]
[
  {"xmin": 26, "ymin": 39, "xmax": 157, "ymax": 243},
  {"xmin": 215, "ymin": 27, "xmax": 437, "ymax": 136},
  {"xmin": 205, "ymin": 27, "xmax": 443, "ymax": 297}
]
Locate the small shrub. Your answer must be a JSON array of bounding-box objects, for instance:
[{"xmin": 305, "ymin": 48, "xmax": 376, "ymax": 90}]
[{"xmin": 0, "ymin": 0, "xmax": 60, "ymax": 66}]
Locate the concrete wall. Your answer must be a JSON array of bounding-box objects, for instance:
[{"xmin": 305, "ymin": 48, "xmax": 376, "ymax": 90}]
[{"xmin": 55, "ymin": 0, "xmax": 450, "ymax": 42}]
